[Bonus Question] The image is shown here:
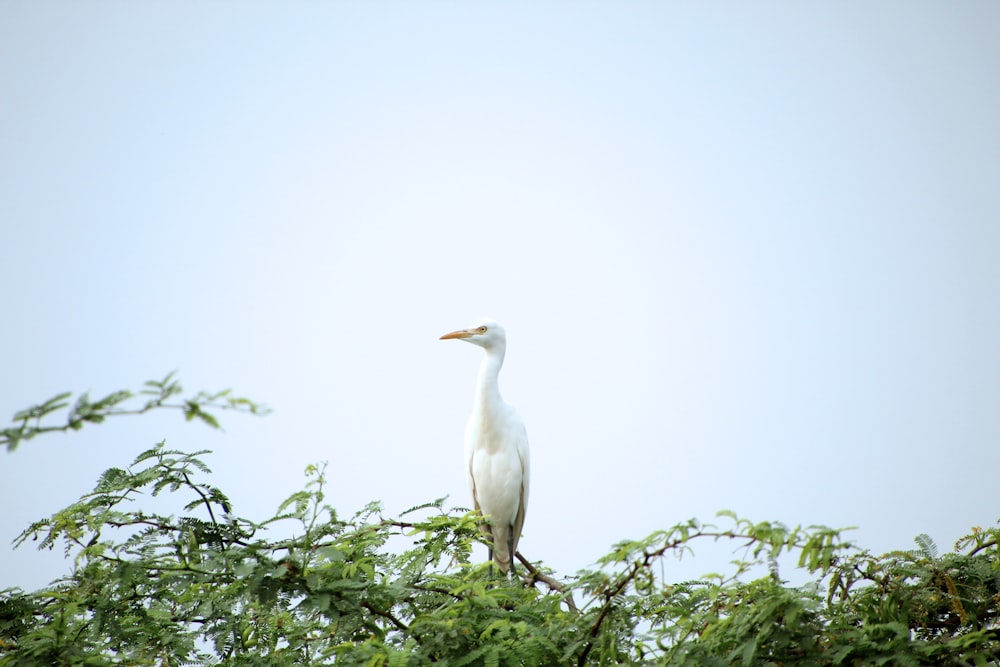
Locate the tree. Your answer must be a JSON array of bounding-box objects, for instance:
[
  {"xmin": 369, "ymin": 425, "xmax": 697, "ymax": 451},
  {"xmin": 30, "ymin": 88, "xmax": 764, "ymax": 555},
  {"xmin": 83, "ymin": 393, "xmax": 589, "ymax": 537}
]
[{"xmin": 1, "ymin": 378, "xmax": 999, "ymax": 665}]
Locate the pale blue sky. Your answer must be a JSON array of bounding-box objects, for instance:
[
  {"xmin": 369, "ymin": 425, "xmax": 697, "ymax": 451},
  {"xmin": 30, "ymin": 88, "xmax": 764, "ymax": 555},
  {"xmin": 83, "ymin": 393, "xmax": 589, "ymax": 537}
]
[{"xmin": 2, "ymin": 2, "xmax": 999, "ymax": 591}]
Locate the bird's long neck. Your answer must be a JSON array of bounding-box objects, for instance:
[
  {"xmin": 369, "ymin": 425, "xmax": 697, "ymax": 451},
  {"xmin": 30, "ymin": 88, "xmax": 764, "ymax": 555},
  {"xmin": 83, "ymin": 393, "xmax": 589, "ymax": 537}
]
[{"xmin": 474, "ymin": 345, "xmax": 506, "ymax": 411}]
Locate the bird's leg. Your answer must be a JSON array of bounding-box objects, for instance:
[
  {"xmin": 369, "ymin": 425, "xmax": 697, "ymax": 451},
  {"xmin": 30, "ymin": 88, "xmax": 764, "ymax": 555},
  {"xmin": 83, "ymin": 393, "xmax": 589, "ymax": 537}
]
[
  {"xmin": 506, "ymin": 526, "xmax": 516, "ymax": 578},
  {"xmin": 481, "ymin": 520, "xmax": 497, "ymax": 577}
]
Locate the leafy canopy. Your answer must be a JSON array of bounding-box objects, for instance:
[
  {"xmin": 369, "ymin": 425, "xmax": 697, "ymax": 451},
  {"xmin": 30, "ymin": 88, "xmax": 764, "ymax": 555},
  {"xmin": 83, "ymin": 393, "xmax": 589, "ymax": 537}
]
[{"xmin": 1, "ymin": 378, "xmax": 998, "ymax": 666}]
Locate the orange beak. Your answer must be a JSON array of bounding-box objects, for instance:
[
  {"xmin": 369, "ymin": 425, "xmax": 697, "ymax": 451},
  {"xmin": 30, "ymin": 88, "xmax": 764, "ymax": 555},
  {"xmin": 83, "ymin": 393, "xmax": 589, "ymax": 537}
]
[{"xmin": 440, "ymin": 329, "xmax": 474, "ymax": 340}]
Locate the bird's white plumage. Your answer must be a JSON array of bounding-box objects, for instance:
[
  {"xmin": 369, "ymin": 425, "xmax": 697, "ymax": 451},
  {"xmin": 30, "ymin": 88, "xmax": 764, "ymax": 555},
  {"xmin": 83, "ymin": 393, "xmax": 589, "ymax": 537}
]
[{"xmin": 441, "ymin": 319, "xmax": 530, "ymax": 573}]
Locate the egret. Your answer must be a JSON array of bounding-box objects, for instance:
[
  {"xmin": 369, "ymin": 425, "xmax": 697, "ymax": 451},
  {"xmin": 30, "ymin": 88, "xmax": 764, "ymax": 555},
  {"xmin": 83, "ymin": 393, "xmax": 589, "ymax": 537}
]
[{"xmin": 440, "ymin": 319, "xmax": 530, "ymax": 574}]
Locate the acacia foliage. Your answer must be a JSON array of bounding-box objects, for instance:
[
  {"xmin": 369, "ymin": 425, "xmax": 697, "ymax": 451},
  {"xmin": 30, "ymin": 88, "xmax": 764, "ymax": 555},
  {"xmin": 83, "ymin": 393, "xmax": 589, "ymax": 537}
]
[
  {"xmin": 1, "ymin": 384, "xmax": 999, "ymax": 666},
  {"xmin": 0, "ymin": 372, "xmax": 267, "ymax": 453}
]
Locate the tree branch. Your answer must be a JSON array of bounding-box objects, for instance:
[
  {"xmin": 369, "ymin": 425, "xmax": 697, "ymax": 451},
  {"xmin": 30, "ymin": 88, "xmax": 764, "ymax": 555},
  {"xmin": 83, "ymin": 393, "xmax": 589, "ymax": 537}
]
[
  {"xmin": 515, "ymin": 551, "xmax": 578, "ymax": 612},
  {"xmin": 2, "ymin": 373, "xmax": 269, "ymax": 453}
]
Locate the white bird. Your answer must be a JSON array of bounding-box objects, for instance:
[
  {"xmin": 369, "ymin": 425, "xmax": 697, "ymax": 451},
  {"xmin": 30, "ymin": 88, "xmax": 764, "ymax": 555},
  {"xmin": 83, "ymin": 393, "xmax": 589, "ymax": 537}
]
[{"xmin": 440, "ymin": 319, "xmax": 530, "ymax": 574}]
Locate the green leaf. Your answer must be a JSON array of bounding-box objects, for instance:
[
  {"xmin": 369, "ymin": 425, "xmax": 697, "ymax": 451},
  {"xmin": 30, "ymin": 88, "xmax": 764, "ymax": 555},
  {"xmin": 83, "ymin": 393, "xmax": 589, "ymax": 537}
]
[
  {"xmin": 13, "ymin": 391, "xmax": 72, "ymax": 421},
  {"xmin": 914, "ymin": 533, "xmax": 938, "ymax": 560},
  {"xmin": 401, "ymin": 497, "xmax": 449, "ymax": 516}
]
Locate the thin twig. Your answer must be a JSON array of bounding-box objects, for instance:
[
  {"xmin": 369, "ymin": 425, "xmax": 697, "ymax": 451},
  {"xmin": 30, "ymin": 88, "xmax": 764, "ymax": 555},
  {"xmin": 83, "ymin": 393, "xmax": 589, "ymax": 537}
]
[
  {"xmin": 515, "ymin": 552, "xmax": 579, "ymax": 613},
  {"xmin": 361, "ymin": 601, "xmax": 409, "ymax": 632}
]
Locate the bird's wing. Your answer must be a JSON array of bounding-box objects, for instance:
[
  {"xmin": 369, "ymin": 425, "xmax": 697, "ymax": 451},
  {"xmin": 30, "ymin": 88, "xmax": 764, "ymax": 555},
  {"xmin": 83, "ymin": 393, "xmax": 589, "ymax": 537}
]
[
  {"xmin": 510, "ymin": 429, "xmax": 530, "ymax": 557},
  {"xmin": 464, "ymin": 426, "xmax": 480, "ymax": 513},
  {"xmin": 510, "ymin": 483, "xmax": 526, "ymax": 558},
  {"xmin": 469, "ymin": 474, "xmax": 482, "ymax": 513},
  {"xmin": 467, "ymin": 451, "xmax": 497, "ymax": 558},
  {"xmin": 514, "ymin": 417, "xmax": 530, "ymax": 516},
  {"xmin": 467, "ymin": 454, "xmax": 481, "ymax": 513}
]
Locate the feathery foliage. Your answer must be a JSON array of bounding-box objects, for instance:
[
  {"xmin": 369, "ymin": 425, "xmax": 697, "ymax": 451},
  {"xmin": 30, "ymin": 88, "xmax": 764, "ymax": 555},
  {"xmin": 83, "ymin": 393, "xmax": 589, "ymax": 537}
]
[
  {"xmin": 2, "ymin": 380, "xmax": 999, "ymax": 665},
  {"xmin": 1, "ymin": 372, "xmax": 268, "ymax": 453}
]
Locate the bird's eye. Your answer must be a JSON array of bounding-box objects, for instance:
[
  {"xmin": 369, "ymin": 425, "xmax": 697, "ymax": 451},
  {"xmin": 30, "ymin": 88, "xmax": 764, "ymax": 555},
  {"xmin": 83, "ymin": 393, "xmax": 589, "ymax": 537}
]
[{"xmin": 479, "ymin": 326, "xmax": 488, "ymax": 333}]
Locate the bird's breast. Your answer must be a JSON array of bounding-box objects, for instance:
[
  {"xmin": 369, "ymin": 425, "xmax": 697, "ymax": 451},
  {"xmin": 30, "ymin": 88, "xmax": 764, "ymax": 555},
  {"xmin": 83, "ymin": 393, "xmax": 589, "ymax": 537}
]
[{"xmin": 466, "ymin": 405, "xmax": 519, "ymax": 454}]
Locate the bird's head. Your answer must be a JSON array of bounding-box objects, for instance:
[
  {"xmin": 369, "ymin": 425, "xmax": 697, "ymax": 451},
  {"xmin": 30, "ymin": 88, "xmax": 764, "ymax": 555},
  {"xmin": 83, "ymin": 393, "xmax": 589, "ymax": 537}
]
[{"xmin": 440, "ymin": 319, "xmax": 507, "ymax": 350}]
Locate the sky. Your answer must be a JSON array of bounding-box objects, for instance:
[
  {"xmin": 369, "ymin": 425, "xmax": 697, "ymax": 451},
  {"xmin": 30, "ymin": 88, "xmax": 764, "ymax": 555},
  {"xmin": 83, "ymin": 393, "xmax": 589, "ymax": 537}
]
[{"xmin": 2, "ymin": 2, "xmax": 999, "ymax": 593}]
